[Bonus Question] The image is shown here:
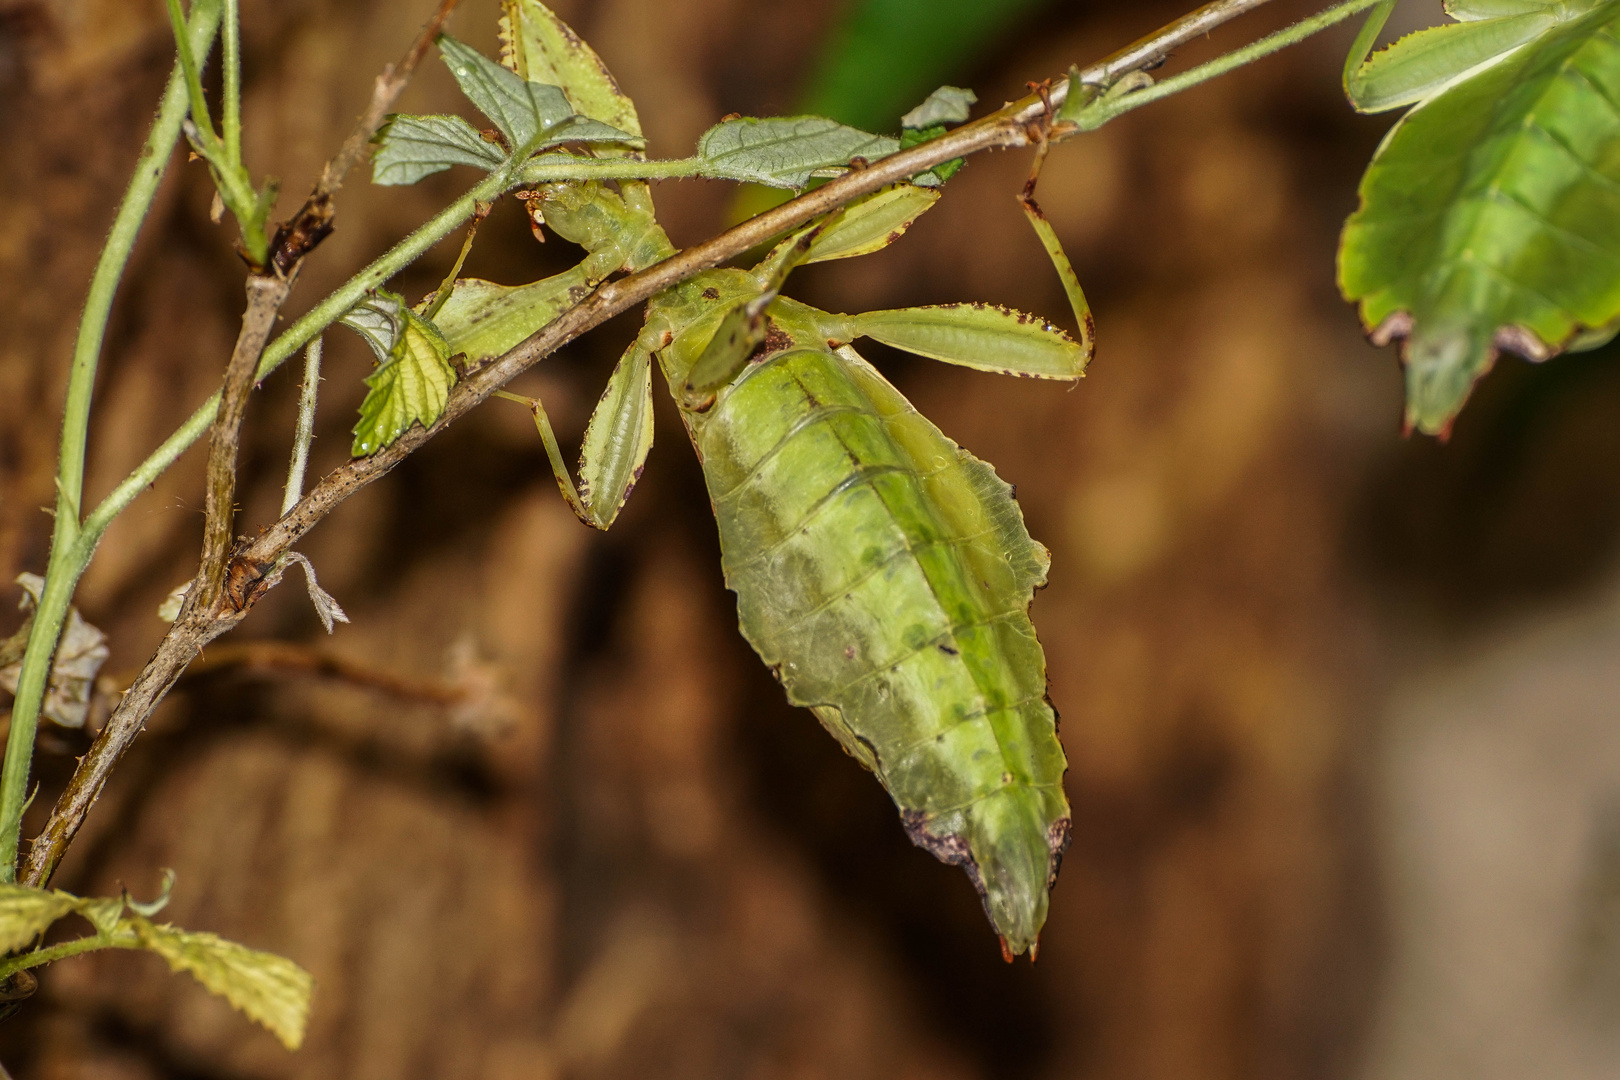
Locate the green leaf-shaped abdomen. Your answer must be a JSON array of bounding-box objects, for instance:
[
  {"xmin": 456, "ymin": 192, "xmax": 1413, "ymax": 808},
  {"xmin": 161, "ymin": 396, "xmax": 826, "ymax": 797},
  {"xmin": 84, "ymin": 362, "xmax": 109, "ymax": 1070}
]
[{"xmin": 691, "ymin": 346, "xmax": 1070, "ymax": 956}]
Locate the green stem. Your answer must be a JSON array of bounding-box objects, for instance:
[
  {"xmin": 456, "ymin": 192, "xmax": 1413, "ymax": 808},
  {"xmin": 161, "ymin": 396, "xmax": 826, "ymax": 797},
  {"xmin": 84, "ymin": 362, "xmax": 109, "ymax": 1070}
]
[
  {"xmin": 520, "ymin": 156, "xmax": 705, "ymax": 184},
  {"xmin": 165, "ymin": 0, "xmax": 219, "ymax": 147},
  {"xmin": 80, "ymin": 143, "xmax": 529, "ymax": 550},
  {"xmin": 222, "ymin": 0, "xmax": 241, "ymax": 171},
  {"xmin": 1071, "ymin": 0, "xmax": 1384, "ymax": 129},
  {"xmin": 0, "ymin": 932, "xmax": 140, "ymax": 981},
  {"xmin": 0, "ymin": 0, "xmax": 223, "ymax": 881}
]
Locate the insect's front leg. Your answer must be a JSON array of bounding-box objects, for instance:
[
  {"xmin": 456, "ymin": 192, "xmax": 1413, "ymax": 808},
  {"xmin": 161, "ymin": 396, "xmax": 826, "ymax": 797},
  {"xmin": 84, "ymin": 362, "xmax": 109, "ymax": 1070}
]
[{"xmin": 1341, "ymin": 0, "xmax": 1570, "ymax": 114}]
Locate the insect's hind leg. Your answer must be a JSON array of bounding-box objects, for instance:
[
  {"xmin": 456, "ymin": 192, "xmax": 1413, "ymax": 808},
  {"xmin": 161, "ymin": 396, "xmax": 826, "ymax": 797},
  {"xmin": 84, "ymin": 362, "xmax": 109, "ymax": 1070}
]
[{"xmin": 1018, "ymin": 84, "xmax": 1095, "ymax": 362}]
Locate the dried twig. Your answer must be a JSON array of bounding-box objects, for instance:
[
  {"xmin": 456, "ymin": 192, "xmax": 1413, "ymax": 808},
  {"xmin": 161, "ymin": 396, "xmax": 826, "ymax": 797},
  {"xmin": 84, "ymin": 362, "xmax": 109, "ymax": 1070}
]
[
  {"xmin": 180, "ymin": 641, "xmax": 471, "ymax": 707},
  {"xmin": 194, "ymin": 274, "xmax": 291, "ymax": 612},
  {"xmin": 269, "ymin": 0, "xmax": 463, "ymax": 274}
]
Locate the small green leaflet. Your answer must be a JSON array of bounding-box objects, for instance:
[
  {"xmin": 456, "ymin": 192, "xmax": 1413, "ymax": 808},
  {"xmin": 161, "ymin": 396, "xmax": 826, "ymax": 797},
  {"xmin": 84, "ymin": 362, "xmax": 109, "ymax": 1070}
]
[
  {"xmin": 372, "ymin": 35, "xmax": 641, "ymax": 187},
  {"xmin": 1338, "ymin": 0, "xmax": 1620, "ymax": 433},
  {"xmin": 0, "ymin": 879, "xmax": 313, "ymax": 1050},
  {"xmin": 697, "ymin": 116, "xmax": 899, "ymax": 188},
  {"xmin": 344, "ymin": 292, "xmax": 458, "ymax": 456},
  {"xmin": 899, "ymin": 85, "xmax": 976, "ymax": 184},
  {"xmin": 372, "ymin": 115, "xmax": 505, "ymax": 186},
  {"xmin": 900, "ymin": 84, "xmax": 976, "ymax": 128},
  {"xmin": 135, "ymin": 921, "xmax": 314, "ymax": 1051}
]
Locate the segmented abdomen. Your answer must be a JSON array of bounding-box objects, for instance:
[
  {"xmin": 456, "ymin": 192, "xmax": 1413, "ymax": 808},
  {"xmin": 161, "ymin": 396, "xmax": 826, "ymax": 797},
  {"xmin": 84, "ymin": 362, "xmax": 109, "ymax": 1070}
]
[{"xmin": 690, "ymin": 345, "xmax": 1070, "ymax": 953}]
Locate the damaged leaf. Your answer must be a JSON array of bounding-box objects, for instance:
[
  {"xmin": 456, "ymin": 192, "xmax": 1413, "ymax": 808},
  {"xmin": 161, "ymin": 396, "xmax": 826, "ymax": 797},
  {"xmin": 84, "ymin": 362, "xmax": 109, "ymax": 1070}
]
[
  {"xmin": 498, "ymin": 0, "xmax": 642, "ymax": 141},
  {"xmin": 900, "ymin": 84, "xmax": 976, "ymax": 129},
  {"xmin": 0, "ymin": 884, "xmax": 78, "ymax": 953}
]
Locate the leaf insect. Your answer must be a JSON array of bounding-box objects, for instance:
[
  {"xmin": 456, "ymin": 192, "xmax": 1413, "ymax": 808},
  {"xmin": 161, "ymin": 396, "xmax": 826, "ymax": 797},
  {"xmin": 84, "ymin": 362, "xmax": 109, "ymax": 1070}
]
[{"xmin": 355, "ymin": 0, "xmax": 1097, "ymax": 959}]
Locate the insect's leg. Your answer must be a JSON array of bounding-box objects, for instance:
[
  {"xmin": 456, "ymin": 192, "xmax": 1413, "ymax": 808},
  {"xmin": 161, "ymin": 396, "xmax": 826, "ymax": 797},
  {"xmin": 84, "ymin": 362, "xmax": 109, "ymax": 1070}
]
[
  {"xmin": 1019, "ymin": 86, "xmax": 1095, "ymax": 360},
  {"xmin": 494, "ymin": 389, "xmax": 591, "ymax": 525},
  {"xmin": 1342, "ymin": 0, "xmax": 1399, "ymax": 111},
  {"xmin": 423, "ymin": 199, "xmax": 493, "ymax": 320},
  {"xmin": 679, "ymin": 290, "xmax": 776, "ymax": 411}
]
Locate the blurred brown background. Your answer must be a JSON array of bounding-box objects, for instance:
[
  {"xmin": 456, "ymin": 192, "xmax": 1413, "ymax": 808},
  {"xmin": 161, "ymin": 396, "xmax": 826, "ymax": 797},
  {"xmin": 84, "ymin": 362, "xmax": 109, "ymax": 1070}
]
[{"xmin": 3, "ymin": 0, "xmax": 1620, "ymax": 1077}]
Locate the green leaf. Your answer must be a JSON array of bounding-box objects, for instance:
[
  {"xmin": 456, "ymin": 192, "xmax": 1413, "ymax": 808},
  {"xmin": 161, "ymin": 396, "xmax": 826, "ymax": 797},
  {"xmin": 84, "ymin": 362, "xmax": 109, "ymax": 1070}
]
[
  {"xmin": 133, "ymin": 919, "xmax": 313, "ymax": 1051},
  {"xmin": 697, "ymin": 116, "xmax": 898, "ymax": 189},
  {"xmin": 499, "ymin": 0, "xmax": 642, "ymax": 141},
  {"xmin": 1342, "ymin": 0, "xmax": 1589, "ymax": 114},
  {"xmin": 898, "ymin": 124, "xmax": 962, "ymax": 184},
  {"xmin": 438, "ymin": 34, "xmax": 573, "ymax": 147},
  {"xmin": 1339, "ymin": 0, "xmax": 1620, "ymax": 433},
  {"xmin": 436, "ymin": 35, "xmax": 641, "ymax": 154},
  {"xmin": 78, "ymin": 896, "xmax": 124, "ymax": 937},
  {"xmin": 842, "ymin": 303, "xmax": 1088, "ymax": 379},
  {"xmin": 371, "ymin": 114, "xmax": 506, "ymax": 186},
  {"xmin": 575, "ymin": 341, "xmax": 655, "ymax": 529},
  {"xmin": 339, "ymin": 290, "xmax": 405, "ymax": 363},
  {"xmin": 351, "ymin": 308, "xmax": 457, "ymax": 456},
  {"xmin": 0, "ymin": 884, "xmax": 78, "ymax": 952},
  {"xmin": 901, "ymin": 84, "xmax": 976, "ymax": 128},
  {"xmin": 800, "ymin": 184, "xmax": 939, "ymax": 263}
]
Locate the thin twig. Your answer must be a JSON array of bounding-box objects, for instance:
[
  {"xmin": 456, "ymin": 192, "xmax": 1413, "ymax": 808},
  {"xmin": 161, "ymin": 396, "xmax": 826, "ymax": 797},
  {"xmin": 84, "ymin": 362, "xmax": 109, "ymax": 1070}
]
[
  {"xmin": 18, "ymin": 0, "xmax": 1315, "ymax": 889},
  {"xmin": 269, "ymin": 0, "xmax": 463, "ymax": 274},
  {"xmin": 1055, "ymin": 0, "xmax": 1279, "ymax": 109},
  {"xmin": 282, "ymin": 339, "xmax": 322, "ymax": 516},
  {"xmin": 179, "ymin": 641, "xmax": 470, "ymax": 707},
  {"xmin": 194, "ymin": 274, "xmax": 290, "ymax": 613}
]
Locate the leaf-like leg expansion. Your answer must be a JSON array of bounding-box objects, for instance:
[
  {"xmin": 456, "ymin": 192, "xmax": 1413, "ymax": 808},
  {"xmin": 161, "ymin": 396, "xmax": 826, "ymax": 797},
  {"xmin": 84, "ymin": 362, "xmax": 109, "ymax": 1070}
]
[
  {"xmin": 680, "ymin": 291, "xmax": 775, "ymax": 411},
  {"xmin": 1018, "ymin": 196, "xmax": 1094, "ymax": 365},
  {"xmin": 1342, "ymin": 0, "xmax": 1398, "ymax": 110},
  {"xmin": 499, "ymin": 335, "xmax": 656, "ymax": 530},
  {"xmin": 1342, "ymin": 0, "xmax": 1577, "ymax": 114},
  {"xmin": 575, "ymin": 338, "xmax": 655, "ymax": 529}
]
